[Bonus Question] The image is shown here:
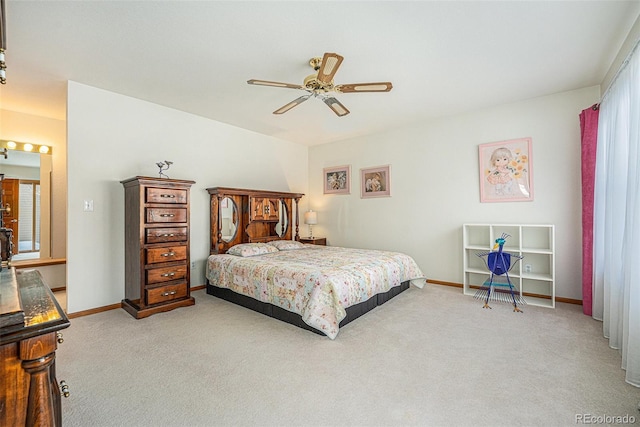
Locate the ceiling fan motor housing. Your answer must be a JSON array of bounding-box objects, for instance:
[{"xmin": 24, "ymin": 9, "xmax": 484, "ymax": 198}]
[{"xmin": 303, "ymin": 74, "xmax": 334, "ymax": 93}]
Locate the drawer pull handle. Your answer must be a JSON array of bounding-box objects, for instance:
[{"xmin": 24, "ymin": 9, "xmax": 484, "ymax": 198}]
[
  {"xmin": 160, "ymin": 214, "xmax": 175, "ymax": 217},
  {"xmin": 56, "ymin": 332, "xmax": 64, "ymax": 344},
  {"xmin": 161, "ymin": 291, "xmax": 177, "ymax": 296},
  {"xmin": 161, "ymin": 272, "xmax": 176, "ymax": 277},
  {"xmin": 160, "ymin": 194, "xmax": 176, "ymax": 198},
  {"xmin": 161, "ymin": 252, "xmax": 175, "ymax": 257},
  {"xmin": 162, "ymin": 233, "xmax": 175, "ymax": 237},
  {"xmin": 60, "ymin": 380, "xmax": 70, "ymax": 398}
]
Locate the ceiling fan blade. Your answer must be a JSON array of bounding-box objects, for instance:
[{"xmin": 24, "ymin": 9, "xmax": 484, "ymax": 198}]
[
  {"xmin": 248, "ymin": 79, "xmax": 304, "ymax": 90},
  {"xmin": 323, "ymin": 97, "xmax": 350, "ymax": 117},
  {"xmin": 316, "ymin": 52, "xmax": 344, "ymax": 84},
  {"xmin": 273, "ymin": 95, "xmax": 311, "ymax": 115},
  {"xmin": 336, "ymin": 82, "xmax": 393, "ymax": 93}
]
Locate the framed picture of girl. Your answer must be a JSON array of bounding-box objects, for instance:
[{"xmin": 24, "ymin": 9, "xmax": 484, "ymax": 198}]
[
  {"xmin": 479, "ymin": 138, "xmax": 533, "ymax": 203},
  {"xmin": 361, "ymin": 165, "xmax": 391, "ymax": 198},
  {"xmin": 323, "ymin": 165, "xmax": 351, "ymax": 195}
]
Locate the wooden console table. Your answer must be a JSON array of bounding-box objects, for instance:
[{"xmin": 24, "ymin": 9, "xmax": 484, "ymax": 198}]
[{"xmin": 0, "ymin": 267, "xmax": 70, "ymax": 426}]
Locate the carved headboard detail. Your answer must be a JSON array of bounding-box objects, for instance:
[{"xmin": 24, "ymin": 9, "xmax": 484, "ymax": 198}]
[{"xmin": 207, "ymin": 187, "xmax": 304, "ymax": 255}]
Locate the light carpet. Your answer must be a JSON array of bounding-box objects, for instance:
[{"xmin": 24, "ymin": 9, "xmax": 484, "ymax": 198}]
[{"xmin": 57, "ymin": 284, "xmax": 640, "ymax": 426}]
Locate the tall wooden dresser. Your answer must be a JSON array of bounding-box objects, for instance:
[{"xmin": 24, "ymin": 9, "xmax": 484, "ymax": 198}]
[{"xmin": 121, "ymin": 176, "xmax": 195, "ymax": 319}]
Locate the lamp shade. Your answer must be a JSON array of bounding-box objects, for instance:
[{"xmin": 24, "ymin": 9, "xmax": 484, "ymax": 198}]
[{"xmin": 304, "ymin": 210, "xmax": 318, "ymax": 225}]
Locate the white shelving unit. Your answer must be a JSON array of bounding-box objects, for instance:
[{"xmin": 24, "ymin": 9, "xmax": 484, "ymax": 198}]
[{"xmin": 463, "ymin": 223, "xmax": 555, "ymax": 308}]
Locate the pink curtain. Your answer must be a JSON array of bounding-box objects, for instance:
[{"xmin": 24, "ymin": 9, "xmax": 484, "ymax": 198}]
[{"xmin": 579, "ymin": 105, "xmax": 599, "ymax": 316}]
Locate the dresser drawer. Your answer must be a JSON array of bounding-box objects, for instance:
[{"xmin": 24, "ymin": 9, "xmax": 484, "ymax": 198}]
[
  {"xmin": 146, "ymin": 264, "xmax": 188, "ymax": 284},
  {"xmin": 146, "ymin": 187, "xmax": 187, "ymax": 204},
  {"xmin": 145, "ymin": 227, "xmax": 187, "ymax": 244},
  {"xmin": 146, "ymin": 246, "xmax": 187, "ymax": 264},
  {"xmin": 146, "ymin": 208, "xmax": 187, "ymax": 223},
  {"xmin": 146, "ymin": 283, "xmax": 188, "ymax": 305}
]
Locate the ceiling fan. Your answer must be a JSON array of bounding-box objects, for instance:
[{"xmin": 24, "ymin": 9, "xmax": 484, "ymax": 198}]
[{"xmin": 247, "ymin": 52, "xmax": 393, "ymax": 117}]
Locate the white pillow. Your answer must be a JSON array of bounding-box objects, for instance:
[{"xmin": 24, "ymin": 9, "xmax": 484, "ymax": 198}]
[
  {"xmin": 267, "ymin": 240, "xmax": 306, "ymax": 250},
  {"xmin": 226, "ymin": 243, "xmax": 279, "ymax": 257}
]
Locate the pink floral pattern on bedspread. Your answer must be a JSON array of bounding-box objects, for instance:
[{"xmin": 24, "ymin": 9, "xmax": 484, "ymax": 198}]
[{"xmin": 206, "ymin": 246, "xmax": 425, "ymax": 339}]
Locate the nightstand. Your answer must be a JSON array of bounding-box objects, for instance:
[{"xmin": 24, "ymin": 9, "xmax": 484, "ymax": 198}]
[{"xmin": 299, "ymin": 237, "xmax": 326, "ymax": 246}]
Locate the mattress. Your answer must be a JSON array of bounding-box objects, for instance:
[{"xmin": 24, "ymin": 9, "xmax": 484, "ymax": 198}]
[{"xmin": 206, "ymin": 244, "xmax": 425, "ymax": 339}]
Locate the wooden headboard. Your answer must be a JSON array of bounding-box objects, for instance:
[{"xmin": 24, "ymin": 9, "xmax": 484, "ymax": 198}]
[{"xmin": 207, "ymin": 187, "xmax": 304, "ymax": 254}]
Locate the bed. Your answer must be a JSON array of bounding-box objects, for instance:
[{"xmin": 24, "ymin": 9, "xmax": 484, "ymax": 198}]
[{"xmin": 205, "ymin": 187, "xmax": 425, "ymax": 339}]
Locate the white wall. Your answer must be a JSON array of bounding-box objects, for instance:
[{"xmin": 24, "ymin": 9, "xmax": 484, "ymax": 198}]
[
  {"xmin": 66, "ymin": 81, "xmax": 308, "ymax": 313},
  {"xmin": 309, "ymin": 86, "xmax": 600, "ymax": 301},
  {"xmin": 18, "ymin": 264, "xmax": 67, "ymax": 289},
  {"xmin": 1, "ymin": 164, "xmax": 39, "ymax": 180},
  {"xmin": 602, "ymin": 13, "xmax": 640, "ymax": 94}
]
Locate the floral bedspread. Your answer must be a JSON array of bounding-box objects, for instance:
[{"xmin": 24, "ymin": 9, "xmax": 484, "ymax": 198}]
[{"xmin": 206, "ymin": 245, "xmax": 425, "ymax": 339}]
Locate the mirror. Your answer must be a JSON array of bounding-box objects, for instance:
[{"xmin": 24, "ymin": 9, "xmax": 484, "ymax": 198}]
[
  {"xmin": 0, "ymin": 149, "xmax": 52, "ymax": 260},
  {"xmin": 220, "ymin": 197, "xmax": 238, "ymax": 242},
  {"xmin": 275, "ymin": 201, "xmax": 288, "ymax": 238}
]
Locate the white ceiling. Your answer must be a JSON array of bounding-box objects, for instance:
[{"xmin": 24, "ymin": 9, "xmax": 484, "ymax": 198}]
[{"xmin": 2, "ymin": 1, "xmax": 639, "ymax": 146}]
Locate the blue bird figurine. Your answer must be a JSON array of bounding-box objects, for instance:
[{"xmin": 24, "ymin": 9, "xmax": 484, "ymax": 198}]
[{"xmin": 475, "ymin": 233, "xmax": 525, "ymax": 312}]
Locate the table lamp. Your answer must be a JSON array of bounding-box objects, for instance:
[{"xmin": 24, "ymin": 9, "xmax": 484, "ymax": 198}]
[{"xmin": 304, "ymin": 210, "xmax": 318, "ymax": 239}]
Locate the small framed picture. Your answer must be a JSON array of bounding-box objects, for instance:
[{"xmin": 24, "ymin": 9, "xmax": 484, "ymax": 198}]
[
  {"xmin": 361, "ymin": 165, "xmax": 391, "ymax": 198},
  {"xmin": 479, "ymin": 137, "xmax": 533, "ymax": 203},
  {"xmin": 323, "ymin": 165, "xmax": 351, "ymax": 195}
]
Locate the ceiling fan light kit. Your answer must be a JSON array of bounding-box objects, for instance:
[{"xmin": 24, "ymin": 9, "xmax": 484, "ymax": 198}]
[{"xmin": 248, "ymin": 52, "xmax": 392, "ymax": 117}]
